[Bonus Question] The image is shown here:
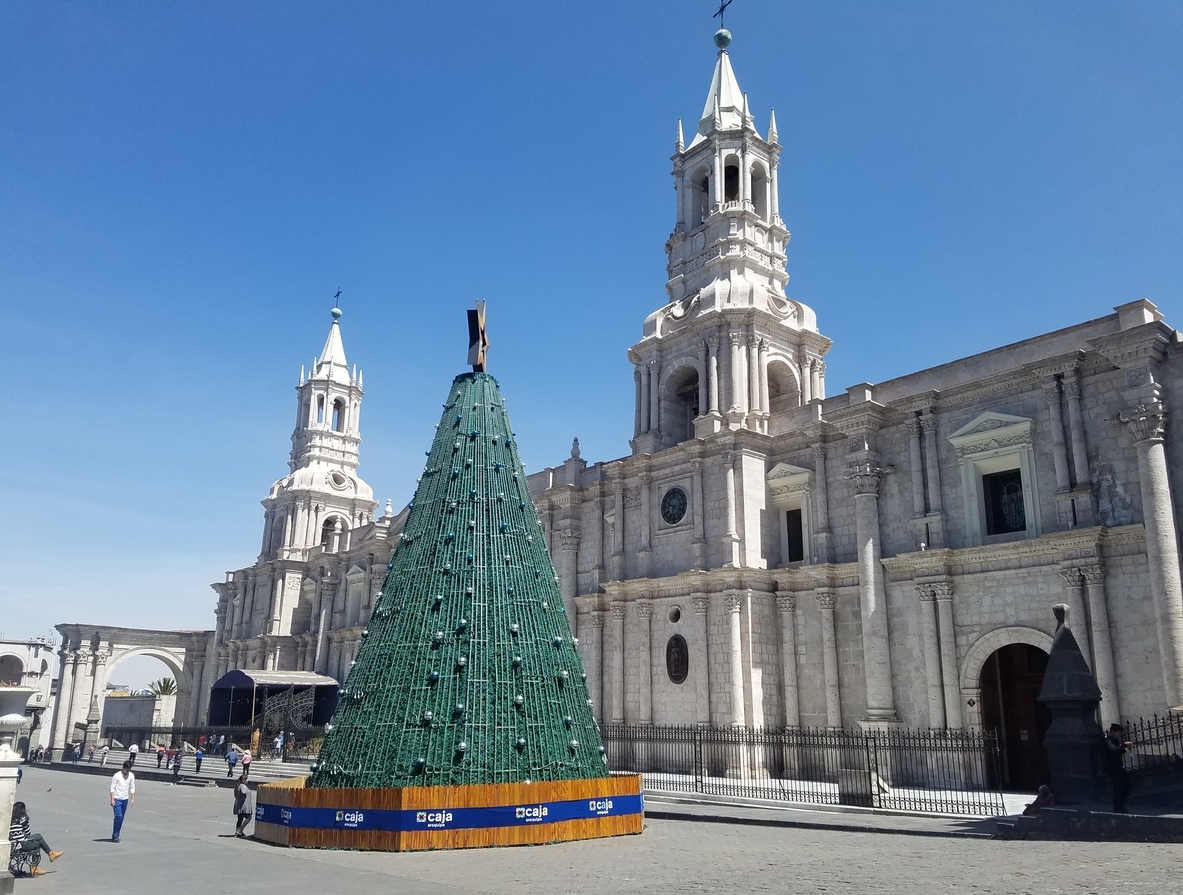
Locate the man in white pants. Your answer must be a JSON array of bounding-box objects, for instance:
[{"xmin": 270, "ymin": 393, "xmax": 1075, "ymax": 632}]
[{"xmin": 110, "ymin": 762, "xmax": 136, "ymax": 842}]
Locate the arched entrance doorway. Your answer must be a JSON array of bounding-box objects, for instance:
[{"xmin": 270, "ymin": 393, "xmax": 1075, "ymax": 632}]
[{"xmin": 979, "ymin": 643, "xmax": 1051, "ymax": 792}]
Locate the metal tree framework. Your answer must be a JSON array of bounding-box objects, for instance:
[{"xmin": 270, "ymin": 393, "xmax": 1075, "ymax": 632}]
[{"xmin": 311, "ymin": 372, "xmax": 607, "ymax": 789}]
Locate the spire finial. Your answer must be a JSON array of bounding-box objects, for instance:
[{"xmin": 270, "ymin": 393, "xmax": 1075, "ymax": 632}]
[
  {"xmin": 676, "ymin": 119, "xmax": 684, "ymax": 152},
  {"xmin": 768, "ymin": 108, "xmax": 779, "ymax": 143},
  {"xmin": 713, "ymin": 0, "xmax": 733, "ymax": 47},
  {"xmin": 331, "ymin": 288, "xmax": 343, "ymax": 321},
  {"xmin": 467, "ymin": 301, "xmax": 489, "ymax": 373}
]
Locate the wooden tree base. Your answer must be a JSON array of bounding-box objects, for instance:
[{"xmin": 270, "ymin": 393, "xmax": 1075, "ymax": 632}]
[{"xmin": 254, "ymin": 774, "xmax": 643, "ymax": 851}]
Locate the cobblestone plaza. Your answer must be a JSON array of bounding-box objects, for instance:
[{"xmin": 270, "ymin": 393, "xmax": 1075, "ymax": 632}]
[{"xmin": 15, "ymin": 768, "xmax": 1175, "ymax": 894}]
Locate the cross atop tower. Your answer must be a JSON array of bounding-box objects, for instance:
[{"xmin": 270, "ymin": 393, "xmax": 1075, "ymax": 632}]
[{"xmin": 713, "ymin": 0, "xmax": 733, "ymax": 28}]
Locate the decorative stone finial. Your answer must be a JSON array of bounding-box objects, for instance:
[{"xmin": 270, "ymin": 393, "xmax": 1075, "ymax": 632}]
[
  {"xmin": 570, "ymin": 438, "xmax": 581, "ymax": 460},
  {"xmin": 1053, "ymin": 602, "xmax": 1069, "ymax": 630},
  {"xmin": 383, "ymin": 499, "xmax": 394, "ymax": 518}
]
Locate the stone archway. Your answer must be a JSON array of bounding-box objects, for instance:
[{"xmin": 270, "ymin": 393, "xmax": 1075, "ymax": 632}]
[
  {"xmin": 48, "ymin": 624, "xmax": 214, "ymax": 757},
  {"xmin": 960, "ymin": 626, "xmax": 1054, "ymax": 792}
]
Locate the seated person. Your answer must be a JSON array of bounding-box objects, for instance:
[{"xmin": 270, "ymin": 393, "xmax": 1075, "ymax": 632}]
[{"xmin": 9, "ymin": 802, "xmax": 63, "ymax": 877}]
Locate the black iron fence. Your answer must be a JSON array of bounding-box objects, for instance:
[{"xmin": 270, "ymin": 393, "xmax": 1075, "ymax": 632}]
[
  {"xmin": 603, "ymin": 724, "xmax": 1005, "ymax": 816},
  {"xmin": 1124, "ymin": 713, "xmax": 1183, "ymax": 769}
]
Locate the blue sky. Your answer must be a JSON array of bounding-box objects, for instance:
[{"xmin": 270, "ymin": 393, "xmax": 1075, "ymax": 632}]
[{"xmin": 3, "ymin": 2, "xmax": 1181, "ymax": 685}]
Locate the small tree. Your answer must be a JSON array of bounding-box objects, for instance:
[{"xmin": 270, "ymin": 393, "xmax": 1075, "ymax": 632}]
[{"xmin": 149, "ymin": 677, "xmax": 177, "ymax": 696}]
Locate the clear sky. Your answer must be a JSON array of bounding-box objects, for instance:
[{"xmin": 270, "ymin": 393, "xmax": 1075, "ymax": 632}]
[{"xmin": 3, "ymin": 2, "xmax": 1181, "ymax": 685}]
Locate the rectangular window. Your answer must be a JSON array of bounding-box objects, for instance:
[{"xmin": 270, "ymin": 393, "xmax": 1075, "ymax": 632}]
[
  {"xmin": 983, "ymin": 468, "xmax": 1026, "ymax": 535},
  {"xmin": 785, "ymin": 508, "xmax": 805, "ymax": 562}
]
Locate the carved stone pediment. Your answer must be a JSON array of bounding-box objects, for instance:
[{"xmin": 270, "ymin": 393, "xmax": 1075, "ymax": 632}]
[
  {"xmin": 767, "ymin": 462, "xmax": 813, "ymax": 504},
  {"xmin": 947, "ymin": 412, "xmax": 1033, "ymax": 459}
]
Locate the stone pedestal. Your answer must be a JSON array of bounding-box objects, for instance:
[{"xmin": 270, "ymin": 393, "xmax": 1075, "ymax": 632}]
[
  {"xmin": 0, "ymin": 688, "xmax": 35, "ymax": 894},
  {"xmin": 1039, "ymin": 606, "xmax": 1104, "ymax": 804}
]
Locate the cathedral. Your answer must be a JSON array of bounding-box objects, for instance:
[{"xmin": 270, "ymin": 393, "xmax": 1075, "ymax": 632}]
[{"xmin": 199, "ymin": 28, "xmax": 1183, "ymax": 792}]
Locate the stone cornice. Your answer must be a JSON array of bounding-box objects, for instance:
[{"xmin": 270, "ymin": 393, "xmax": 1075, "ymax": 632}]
[
  {"xmin": 881, "ymin": 525, "xmax": 1145, "ymax": 578},
  {"xmin": 600, "ymin": 567, "xmax": 777, "ymax": 601}
]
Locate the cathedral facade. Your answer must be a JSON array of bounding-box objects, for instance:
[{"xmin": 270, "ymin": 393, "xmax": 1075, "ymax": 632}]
[
  {"xmin": 201, "ymin": 32, "xmax": 1183, "ymax": 790},
  {"xmin": 523, "ymin": 33, "xmax": 1183, "ymax": 788}
]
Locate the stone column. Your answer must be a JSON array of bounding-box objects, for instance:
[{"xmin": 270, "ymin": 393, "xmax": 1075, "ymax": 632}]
[
  {"xmin": 47, "ymin": 648, "xmax": 72, "ymax": 756},
  {"xmin": 187, "ymin": 656, "xmax": 205, "ymax": 726},
  {"xmin": 692, "ymin": 595, "xmax": 711, "ymax": 725},
  {"xmin": 314, "ymin": 575, "xmax": 334, "ymax": 675},
  {"xmin": 707, "ymin": 336, "xmax": 720, "ymax": 414},
  {"xmin": 844, "ymin": 464, "xmax": 898, "ymax": 722},
  {"xmin": 690, "ymin": 459, "xmax": 707, "ymax": 569},
  {"xmin": 729, "ymin": 332, "xmax": 744, "ymax": 414},
  {"xmin": 1082, "ymin": 563, "xmax": 1120, "ymax": 724},
  {"xmin": 638, "ymin": 472, "xmax": 653, "ymax": 577},
  {"xmin": 588, "ymin": 611, "xmax": 606, "ymax": 724},
  {"xmin": 1058, "ymin": 567, "xmax": 1092, "ymax": 667},
  {"xmin": 906, "ymin": 418, "xmax": 926, "ymax": 517},
  {"xmin": 933, "ymin": 582, "xmax": 963, "ymax": 729},
  {"xmin": 722, "ymin": 450, "xmax": 740, "ymax": 567},
  {"xmin": 697, "ymin": 340, "xmax": 708, "ymax": 416},
  {"xmin": 816, "ymin": 590, "xmax": 842, "ymax": 728},
  {"xmin": 801, "ymin": 357, "xmax": 813, "ymax": 404},
  {"xmin": 915, "ymin": 584, "xmax": 946, "ymax": 729},
  {"xmin": 1064, "ymin": 369, "xmax": 1090, "ymax": 487},
  {"xmin": 611, "ymin": 481, "xmax": 625, "ymax": 581},
  {"xmin": 648, "ymin": 359, "xmax": 660, "ymax": 434},
  {"xmin": 639, "ymin": 364, "xmax": 650, "ymax": 435},
  {"xmin": 812, "ymin": 443, "xmax": 834, "ymax": 562},
  {"xmin": 812, "ymin": 361, "xmax": 825, "ymax": 401},
  {"xmin": 610, "ymin": 603, "xmax": 626, "ymax": 724},
  {"xmin": 920, "ymin": 411, "xmax": 943, "ymax": 514},
  {"xmin": 591, "ymin": 490, "xmax": 605, "ymax": 578},
  {"xmin": 636, "ymin": 602, "xmax": 654, "ymax": 725},
  {"xmin": 725, "ymin": 592, "xmax": 746, "ymax": 726},
  {"xmin": 758, "ymin": 340, "xmax": 770, "ymax": 428},
  {"xmin": 777, "ymin": 595, "xmax": 800, "ymax": 727},
  {"xmin": 1043, "ymin": 377, "xmax": 1072, "ymax": 493},
  {"xmin": 633, "ymin": 367, "xmax": 643, "ymax": 438},
  {"xmin": 57, "ymin": 650, "xmax": 81, "ymax": 757},
  {"xmin": 557, "ymin": 529, "xmax": 581, "ymax": 624},
  {"xmin": 747, "ymin": 335, "xmax": 760, "ymax": 415}
]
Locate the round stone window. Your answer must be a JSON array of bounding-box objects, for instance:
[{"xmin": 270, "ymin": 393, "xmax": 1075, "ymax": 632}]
[
  {"xmin": 666, "ymin": 634, "xmax": 689, "ymax": 685},
  {"xmin": 668, "ymin": 605, "xmax": 681, "ymax": 624},
  {"xmin": 660, "ymin": 487, "xmax": 688, "ymax": 525}
]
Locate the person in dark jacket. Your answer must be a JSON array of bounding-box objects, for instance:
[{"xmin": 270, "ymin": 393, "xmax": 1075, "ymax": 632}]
[{"xmin": 1104, "ymin": 723, "xmax": 1134, "ymax": 813}]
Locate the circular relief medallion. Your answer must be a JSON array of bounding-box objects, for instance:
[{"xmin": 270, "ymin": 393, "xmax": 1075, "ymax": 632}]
[
  {"xmin": 666, "ymin": 634, "xmax": 689, "ymax": 685},
  {"xmin": 660, "ymin": 487, "xmax": 688, "ymax": 525},
  {"xmin": 328, "ymin": 471, "xmax": 351, "ymax": 491}
]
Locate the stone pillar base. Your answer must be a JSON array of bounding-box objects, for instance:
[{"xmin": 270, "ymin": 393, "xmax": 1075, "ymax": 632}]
[{"xmin": 694, "ymin": 412, "xmax": 723, "ymax": 437}]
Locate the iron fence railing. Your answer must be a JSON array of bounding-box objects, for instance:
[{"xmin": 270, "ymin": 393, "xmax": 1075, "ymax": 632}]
[
  {"xmin": 603, "ymin": 723, "xmax": 1005, "ymax": 816},
  {"xmin": 1124, "ymin": 713, "xmax": 1183, "ymax": 770}
]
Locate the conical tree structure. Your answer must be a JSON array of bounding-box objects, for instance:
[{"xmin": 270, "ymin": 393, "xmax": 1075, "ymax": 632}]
[{"xmin": 311, "ymin": 372, "xmax": 608, "ymax": 789}]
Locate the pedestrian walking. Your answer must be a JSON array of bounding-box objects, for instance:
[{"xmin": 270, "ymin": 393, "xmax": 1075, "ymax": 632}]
[
  {"xmin": 100, "ymin": 744, "xmax": 110, "ymax": 766},
  {"xmin": 172, "ymin": 749, "xmax": 184, "ymax": 784},
  {"xmin": 225, "ymin": 746, "xmax": 239, "ymax": 778},
  {"xmin": 109, "ymin": 762, "xmax": 136, "ymax": 842},
  {"xmin": 232, "ymin": 774, "xmax": 253, "ymax": 838},
  {"xmin": 9, "ymin": 801, "xmax": 64, "ymax": 877},
  {"xmin": 194, "ymin": 747, "xmax": 204, "ymax": 774},
  {"xmin": 71, "ymin": 743, "xmax": 81, "ymax": 764},
  {"xmin": 87, "ymin": 746, "xmax": 95, "ymax": 763},
  {"xmin": 156, "ymin": 744, "xmax": 166, "ymax": 768},
  {"xmin": 128, "ymin": 742, "xmax": 139, "ymax": 767},
  {"xmin": 216, "ymin": 734, "xmax": 226, "ymax": 756},
  {"xmin": 241, "ymin": 749, "xmax": 252, "ymax": 778},
  {"xmin": 1105, "ymin": 723, "xmax": 1134, "ymax": 813}
]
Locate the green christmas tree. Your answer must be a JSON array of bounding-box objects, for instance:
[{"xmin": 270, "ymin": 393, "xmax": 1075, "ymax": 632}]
[{"xmin": 310, "ymin": 371, "xmax": 607, "ymax": 789}]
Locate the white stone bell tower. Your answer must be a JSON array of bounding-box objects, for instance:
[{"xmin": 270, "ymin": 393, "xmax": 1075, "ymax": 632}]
[
  {"xmin": 259, "ymin": 306, "xmax": 377, "ymax": 561},
  {"xmin": 629, "ymin": 28, "xmax": 832, "ymax": 454}
]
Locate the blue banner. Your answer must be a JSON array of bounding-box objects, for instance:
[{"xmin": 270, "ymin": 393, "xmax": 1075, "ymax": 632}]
[{"xmin": 256, "ymin": 793, "xmax": 643, "ymax": 832}]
